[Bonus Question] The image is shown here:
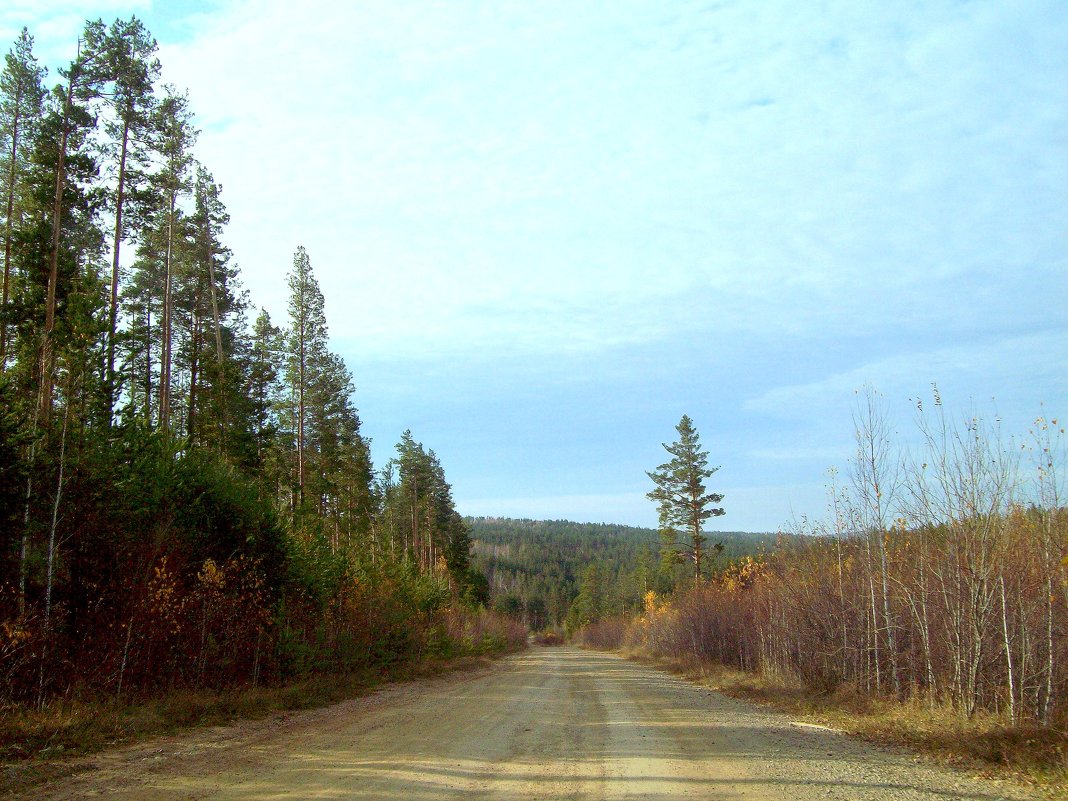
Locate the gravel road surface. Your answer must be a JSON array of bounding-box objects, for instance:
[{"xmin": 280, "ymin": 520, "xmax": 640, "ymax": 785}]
[{"xmin": 10, "ymin": 646, "xmax": 1037, "ymax": 800}]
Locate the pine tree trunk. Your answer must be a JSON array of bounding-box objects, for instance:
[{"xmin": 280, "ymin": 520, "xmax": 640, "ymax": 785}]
[
  {"xmin": 296, "ymin": 308, "xmax": 305, "ymax": 506},
  {"xmin": 106, "ymin": 112, "xmax": 131, "ymax": 419},
  {"xmin": 692, "ymin": 517, "xmax": 702, "ymax": 580},
  {"xmin": 159, "ymin": 193, "xmax": 175, "ymax": 429},
  {"xmin": 0, "ymin": 94, "xmax": 23, "ymax": 369},
  {"xmin": 41, "ymin": 75, "xmax": 76, "ymax": 425},
  {"xmin": 206, "ymin": 255, "xmax": 223, "ymax": 366},
  {"xmin": 206, "ymin": 253, "xmax": 225, "ymax": 445},
  {"xmin": 144, "ymin": 302, "xmax": 152, "ymax": 422},
  {"xmin": 187, "ymin": 308, "xmax": 199, "ymax": 440},
  {"xmin": 38, "ymin": 372, "xmax": 72, "ymax": 707}
]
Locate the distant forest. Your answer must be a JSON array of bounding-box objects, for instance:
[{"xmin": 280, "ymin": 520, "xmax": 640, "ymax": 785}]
[{"xmin": 468, "ymin": 517, "xmax": 774, "ymax": 631}]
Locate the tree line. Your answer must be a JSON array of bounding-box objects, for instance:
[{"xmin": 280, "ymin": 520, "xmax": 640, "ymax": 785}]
[
  {"xmin": 579, "ymin": 394, "xmax": 1067, "ymax": 726},
  {"xmin": 468, "ymin": 516, "xmax": 771, "ymax": 634},
  {"xmin": 470, "ymin": 518, "xmax": 657, "ymax": 630},
  {"xmin": 0, "ymin": 19, "xmax": 515, "ymax": 710}
]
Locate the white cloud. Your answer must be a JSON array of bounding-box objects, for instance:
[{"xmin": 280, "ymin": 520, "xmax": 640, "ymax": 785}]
[
  {"xmin": 745, "ymin": 333, "xmax": 1068, "ymax": 422},
  {"xmin": 17, "ymin": 2, "xmax": 1066, "ymax": 361},
  {"xmin": 165, "ymin": 0, "xmax": 1060, "ymax": 361},
  {"xmin": 13, "ymin": 1, "xmax": 1067, "ymax": 528}
]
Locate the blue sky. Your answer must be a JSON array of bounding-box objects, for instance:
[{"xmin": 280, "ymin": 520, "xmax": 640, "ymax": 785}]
[{"xmin": 7, "ymin": 1, "xmax": 1066, "ymax": 531}]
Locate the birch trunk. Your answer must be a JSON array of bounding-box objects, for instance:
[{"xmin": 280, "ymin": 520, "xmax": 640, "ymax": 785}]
[{"xmin": 999, "ymin": 573, "xmax": 1016, "ymax": 724}]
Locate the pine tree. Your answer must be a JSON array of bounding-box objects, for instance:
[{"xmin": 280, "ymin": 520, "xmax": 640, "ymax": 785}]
[
  {"xmin": 182, "ymin": 165, "xmax": 233, "ymax": 445},
  {"xmin": 247, "ymin": 308, "xmax": 282, "ymax": 468},
  {"xmin": 145, "ymin": 85, "xmax": 195, "ymax": 430},
  {"xmin": 120, "ymin": 234, "xmax": 163, "ymax": 421},
  {"xmin": 284, "ymin": 245, "xmax": 327, "ymax": 508},
  {"xmin": 565, "ymin": 562, "xmax": 607, "ymax": 634},
  {"xmin": 0, "ymin": 29, "xmax": 46, "ymax": 370},
  {"xmin": 393, "ymin": 430, "xmax": 429, "ymax": 564},
  {"xmin": 646, "ymin": 414, "xmax": 724, "ymax": 579},
  {"xmin": 38, "ymin": 21, "xmax": 108, "ymax": 423},
  {"xmin": 99, "ymin": 16, "xmax": 158, "ymax": 418},
  {"xmin": 380, "ymin": 432, "xmax": 468, "ymax": 577},
  {"xmin": 306, "ymin": 348, "xmax": 372, "ymax": 552}
]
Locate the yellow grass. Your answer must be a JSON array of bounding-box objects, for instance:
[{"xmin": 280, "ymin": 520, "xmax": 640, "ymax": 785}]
[
  {"xmin": 0, "ymin": 653, "xmax": 502, "ymax": 796},
  {"xmin": 620, "ymin": 648, "xmax": 1068, "ymax": 799}
]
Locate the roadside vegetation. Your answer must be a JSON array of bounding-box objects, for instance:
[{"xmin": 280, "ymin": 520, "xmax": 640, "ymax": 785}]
[
  {"xmin": 2, "ymin": 606, "xmax": 524, "ymax": 762},
  {"xmin": 577, "ymin": 393, "xmax": 1067, "ymax": 793}
]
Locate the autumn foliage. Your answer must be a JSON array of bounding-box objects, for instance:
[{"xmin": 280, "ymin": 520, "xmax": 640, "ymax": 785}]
[
  {"xmin": 584, "ymin": 396, "xmax": 1067, "ymax": 727},
  {"xmin": 0, "ymin": 418, "xmax": 512, "ymax": 714}
]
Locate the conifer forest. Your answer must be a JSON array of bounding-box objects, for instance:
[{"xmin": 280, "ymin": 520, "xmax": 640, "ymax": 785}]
[{"xmin": 0, "ymin": 18, "xmax": 521, "ymax": 710}]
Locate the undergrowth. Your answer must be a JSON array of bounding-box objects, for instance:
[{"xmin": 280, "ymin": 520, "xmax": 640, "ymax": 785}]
[{"xmin": 0, "ymin": 641, "xmax": 524, "ymax": 796}]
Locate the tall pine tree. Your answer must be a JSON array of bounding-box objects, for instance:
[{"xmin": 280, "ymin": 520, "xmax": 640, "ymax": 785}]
[
  {"xmin": 0, "ymin": 29, "xmax": 46, "ymax": 370},
  {"xmin": 646, "ymin": 414, "xmax": 724, "ymax": 579},
  {"xmin": 284, "ymin": 245, "xmax": 327, "ymax": 509},
  {"xmin": 145, "ymin": 86, "xmax": 195, "ymax": 430},
  {"xmin": 99, "ymin": 16, "xmax": 158, "ymax": 418}
]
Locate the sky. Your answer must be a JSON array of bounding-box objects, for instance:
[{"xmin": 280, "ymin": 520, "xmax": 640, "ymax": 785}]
[{"xmin": 5, "ymin": 0, "xmax": 1066, "ymax": 531}]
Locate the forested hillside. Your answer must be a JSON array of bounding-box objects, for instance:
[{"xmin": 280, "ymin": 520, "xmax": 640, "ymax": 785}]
[
  {"xmin": 0, "ymin": 19, "xmax": 519, "ymax": 711},
  {"xmin": 469, "ymin": 517, "xmax": 773, "ymax": 631}
]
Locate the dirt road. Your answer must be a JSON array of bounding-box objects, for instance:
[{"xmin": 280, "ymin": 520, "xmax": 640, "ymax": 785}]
[{"xmin": 12, "ymin": 646, "xmax": 1034, "ymax": 800}]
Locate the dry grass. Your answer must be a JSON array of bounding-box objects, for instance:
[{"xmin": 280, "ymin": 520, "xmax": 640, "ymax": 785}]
[
  {"xmin": 620, "ymin": 648, "xmax": 1068, "ymax": 798},
  {"xmin": 0, "ymin": 653, "xmax": 499, "ymax": 777},
  {"xmin": 0, "ymin": 670, "xmax": 379, "ymax": 764}
]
